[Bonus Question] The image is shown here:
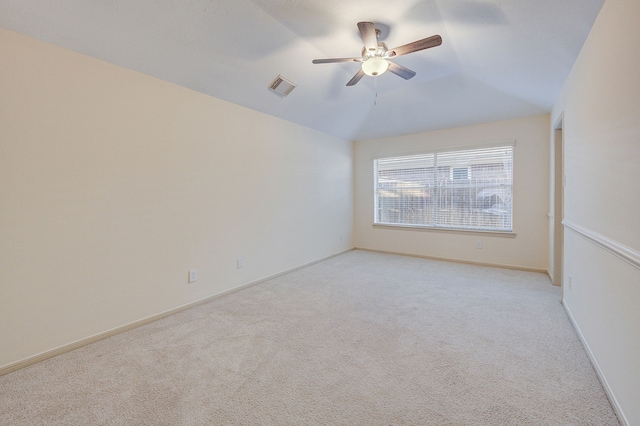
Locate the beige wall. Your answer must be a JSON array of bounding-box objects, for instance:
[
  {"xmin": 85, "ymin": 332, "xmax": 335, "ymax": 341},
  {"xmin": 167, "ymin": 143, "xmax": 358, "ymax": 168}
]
[
  {"xmin": 354, "ymin": 115, "xmax": 550, "ymax": 271},
  {"xmin": 551, "ymin": 0, "xmax": 640, "ymax": 423},
  {"xmin": 0, "ymin": 28, "xmax": 354, "ymax": 369}
]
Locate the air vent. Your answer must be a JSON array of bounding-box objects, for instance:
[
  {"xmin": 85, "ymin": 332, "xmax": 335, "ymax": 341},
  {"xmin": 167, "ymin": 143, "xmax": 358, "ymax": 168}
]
[{"xmin": 269, "ymin": 75, "xmax": 296, "ymax": 97}]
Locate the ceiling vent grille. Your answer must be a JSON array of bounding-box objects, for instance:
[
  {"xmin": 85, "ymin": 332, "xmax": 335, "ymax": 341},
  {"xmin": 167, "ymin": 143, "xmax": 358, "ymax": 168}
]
[{"xmin": 269, "ymin": 75, "xmax": 296, "ymax": 97}]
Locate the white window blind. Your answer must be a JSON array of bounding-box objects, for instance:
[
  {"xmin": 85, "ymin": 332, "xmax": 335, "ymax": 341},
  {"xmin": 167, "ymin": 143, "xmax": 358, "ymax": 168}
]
[{"xmin": 374, "ymin": 145, "xmax": 513, "ymax": 232}]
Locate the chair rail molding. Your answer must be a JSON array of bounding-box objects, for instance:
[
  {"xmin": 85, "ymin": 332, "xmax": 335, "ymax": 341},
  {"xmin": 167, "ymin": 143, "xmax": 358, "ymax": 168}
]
[{"xmin": 563, "ymin": 220, "xmax": 640, "ymax": 271}]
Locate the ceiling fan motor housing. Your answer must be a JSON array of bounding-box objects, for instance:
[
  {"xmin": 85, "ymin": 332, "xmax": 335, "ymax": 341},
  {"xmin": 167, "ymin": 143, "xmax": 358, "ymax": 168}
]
[{"xmin": 362, "ymin": 42, "xmax": 388, "ymax": 59}]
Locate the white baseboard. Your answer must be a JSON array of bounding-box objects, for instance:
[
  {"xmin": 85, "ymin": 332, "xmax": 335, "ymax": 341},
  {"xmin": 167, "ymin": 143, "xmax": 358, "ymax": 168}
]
[
  {"xmin": 356, "ymin": 247, "xmax": 548, "ymax": 275},
  {"xmin": 545, "ymin": 269, "xmax": 556, "ymax": 285},
  {"xmin": 562, "ymin": 300, "xmax": 628, "ymax": 426},
  {"xmin": 0, "ymin": 247, "xmax": 355, "ymax": 377}
]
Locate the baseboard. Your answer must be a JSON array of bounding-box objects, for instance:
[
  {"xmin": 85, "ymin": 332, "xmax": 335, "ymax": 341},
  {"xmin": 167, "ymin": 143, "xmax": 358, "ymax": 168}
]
[
  {"xmin": 356, "ymin": 247, "xmax": 548, "ymax": 275},
  {"xmin": 562, "ymin": 300, "xmax": 628, "ymax": 426},
  {"xmin": 545, "ymin": 269, "xmax": 555, "ymax": 285},
  {"xmin": 0, "ymin": 247, "xmax": 355, "ymax": 377}
]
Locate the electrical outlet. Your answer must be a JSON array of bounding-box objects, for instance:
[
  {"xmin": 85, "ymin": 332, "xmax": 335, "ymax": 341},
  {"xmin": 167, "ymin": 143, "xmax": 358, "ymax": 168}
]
[
  {"xmin": 476, "ymin": 240, "xmax": 482, "ymax": 249},
  {"xmin": 188, "ymin": 269, "xmax": 197, "ymax": 283},
  {"xmin": 237, "ymin": 257, "xmax": 244, "ymax": 269},
  {"xmin": 568, "ymin": 275, "xmax": 572, "ymax": 290}
]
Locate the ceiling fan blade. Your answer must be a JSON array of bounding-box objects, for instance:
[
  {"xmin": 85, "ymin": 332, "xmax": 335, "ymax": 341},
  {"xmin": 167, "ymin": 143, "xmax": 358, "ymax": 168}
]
[
  {"xmin": 387, "ymin": 61, "xmax": 417, "ymax": 80},
  {"xmin": 357, "ymin": 21, "xmax": 378, "ymax": 53},
  {"xmin": 312, "ymin": 57, "xmax": 361, "ymax": 64},
  {"xmin": 388, "ymin": 35, "xmax": 442, "ymax": 58},
  {"xmin": 346, "ymin": 69, "xmax": 366, "ymax": 86}
]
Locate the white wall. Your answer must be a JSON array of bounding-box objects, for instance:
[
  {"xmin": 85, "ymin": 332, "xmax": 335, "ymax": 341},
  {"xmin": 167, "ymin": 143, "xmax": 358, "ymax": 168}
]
[
  {"xmin": 0, "ymin": 28, "xmax": 354, "ymax": 369},
  {"xmin": 551, "ymin": 0, "xmax": 640, "ymax": 423},
  {"xmin": 354, "ymin": 115, "xmax": 550, "ymax": 271}
]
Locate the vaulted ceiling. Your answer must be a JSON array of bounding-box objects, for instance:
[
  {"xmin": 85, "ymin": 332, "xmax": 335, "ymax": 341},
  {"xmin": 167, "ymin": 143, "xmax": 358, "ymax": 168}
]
[{"xmin": 0, "ymin": 0, "xmax": 605, "ymax": 141}]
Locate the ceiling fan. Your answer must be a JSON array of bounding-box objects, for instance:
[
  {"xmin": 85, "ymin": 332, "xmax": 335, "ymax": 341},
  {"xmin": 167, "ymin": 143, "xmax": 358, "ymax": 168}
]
[{"xmin": 312, "ymin": 22, "xmax": 442, "ymax": 86}]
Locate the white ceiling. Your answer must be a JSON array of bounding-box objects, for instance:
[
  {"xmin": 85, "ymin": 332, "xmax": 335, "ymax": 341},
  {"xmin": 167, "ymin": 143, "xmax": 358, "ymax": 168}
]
[{"xmin": 0, "ymin": 0, "xmax": 604, "ymax": 141}]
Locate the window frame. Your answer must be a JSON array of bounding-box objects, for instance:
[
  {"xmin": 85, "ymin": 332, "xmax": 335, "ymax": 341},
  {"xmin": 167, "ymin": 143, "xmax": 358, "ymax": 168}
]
[{"xmin": 373, "ymin": 143, "xmax": 515, "ymax": 235}]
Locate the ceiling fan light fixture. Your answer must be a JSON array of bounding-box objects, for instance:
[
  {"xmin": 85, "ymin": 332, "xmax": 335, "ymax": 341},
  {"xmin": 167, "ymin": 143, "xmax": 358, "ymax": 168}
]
[
  {"xmin": 312, "ymin": 22, "xmax": 442, "ymax": 86},
  {"xmin": 361, "ymin": 57, "xmax": 389, "ymax": 77}
]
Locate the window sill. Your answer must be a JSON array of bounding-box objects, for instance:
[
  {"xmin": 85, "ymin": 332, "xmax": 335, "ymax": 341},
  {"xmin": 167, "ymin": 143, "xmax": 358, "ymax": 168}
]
[{"xmin": 372, "ymin": 223, "xmax": 516, "ymax": 238}]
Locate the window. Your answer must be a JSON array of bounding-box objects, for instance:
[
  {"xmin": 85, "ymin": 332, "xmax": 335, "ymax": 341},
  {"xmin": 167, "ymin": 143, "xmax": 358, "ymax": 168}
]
[{"xmin": 374, "ymin": 145, "xmax": 513, "ymax": 232}]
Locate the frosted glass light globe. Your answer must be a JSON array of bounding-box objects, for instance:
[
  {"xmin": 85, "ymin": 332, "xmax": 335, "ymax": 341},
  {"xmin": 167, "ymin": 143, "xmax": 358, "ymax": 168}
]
[{"xmin": 361, "ymin": 57, "xmax": 389, "ymax": 76}]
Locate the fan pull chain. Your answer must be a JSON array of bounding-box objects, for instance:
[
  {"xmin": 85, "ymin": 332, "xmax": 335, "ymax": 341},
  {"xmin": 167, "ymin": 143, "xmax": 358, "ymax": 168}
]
[{"xmin": 374, "ymin": 76, "xmax": 378, "ymax": 106}]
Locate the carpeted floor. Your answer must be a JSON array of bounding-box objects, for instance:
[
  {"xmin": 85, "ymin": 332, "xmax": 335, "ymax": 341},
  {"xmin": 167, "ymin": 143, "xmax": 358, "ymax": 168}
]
[{"xmin": 0, "ymin": 250, "xmax": 619, "ymax": 425}]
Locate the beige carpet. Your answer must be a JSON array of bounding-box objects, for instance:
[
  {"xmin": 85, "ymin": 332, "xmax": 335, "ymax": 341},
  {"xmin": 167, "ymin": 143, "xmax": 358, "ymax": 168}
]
[{"xmin": 0, "ymin": 250, "xmax": 619, "ymax": 425}]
